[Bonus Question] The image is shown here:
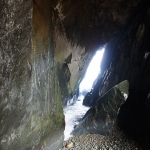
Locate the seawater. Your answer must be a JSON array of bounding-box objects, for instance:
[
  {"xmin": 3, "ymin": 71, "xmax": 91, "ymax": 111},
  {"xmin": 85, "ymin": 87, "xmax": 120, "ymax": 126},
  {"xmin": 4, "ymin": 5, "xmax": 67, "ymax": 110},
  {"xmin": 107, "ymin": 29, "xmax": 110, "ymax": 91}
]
[{"xmin": 63, "ymin": 95, "xmax": 90, "ymax": 140}]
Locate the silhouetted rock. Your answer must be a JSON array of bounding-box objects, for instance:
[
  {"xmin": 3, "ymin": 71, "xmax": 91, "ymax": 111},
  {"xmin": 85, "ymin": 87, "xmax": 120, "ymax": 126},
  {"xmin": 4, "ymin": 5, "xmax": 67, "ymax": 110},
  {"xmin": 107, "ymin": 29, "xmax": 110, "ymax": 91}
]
[
  {"xmin": 72, "ymin": 80, "xmax": 129, "ymax": 136},
  {"xmin": 83, "ymin": 77, "xmax": 102, "ymax": 106},
  {"xmin": 82, "ymin": 91, "xmax": 93, "ymax": 106}
]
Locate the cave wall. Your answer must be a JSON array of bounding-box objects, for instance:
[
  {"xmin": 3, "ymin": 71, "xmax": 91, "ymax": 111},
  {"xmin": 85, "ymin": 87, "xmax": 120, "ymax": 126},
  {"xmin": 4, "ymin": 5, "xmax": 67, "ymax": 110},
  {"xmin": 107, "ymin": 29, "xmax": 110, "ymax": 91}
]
[
  {"xmin": 0, "ymin": 1, "xmax": 64, "ymax": 150},
  {"xmin": 0, "ymin": 0, "xmax": 34, "ymax": 149},
  {"xmin": 97, "ymin": 3, "xmax": 150, "ymax": 149},
  {"xmin": 53, "ymin": 31, "xmax": 92, "ymax": 104}
]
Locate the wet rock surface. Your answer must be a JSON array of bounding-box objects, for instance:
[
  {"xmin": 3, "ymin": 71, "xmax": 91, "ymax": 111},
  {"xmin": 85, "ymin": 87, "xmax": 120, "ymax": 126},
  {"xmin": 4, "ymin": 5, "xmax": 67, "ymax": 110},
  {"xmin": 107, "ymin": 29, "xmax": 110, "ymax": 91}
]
[
  {"xmin": 0, "ymin": 1, "xmax": 64, "ymax": 150},
  {"xmin": 72, "ymin": 81, "xmax": 129, "ymax": 136},
  {"xmin": 60, "ymin": 123, "xmax": 141, "ymax": 150}
]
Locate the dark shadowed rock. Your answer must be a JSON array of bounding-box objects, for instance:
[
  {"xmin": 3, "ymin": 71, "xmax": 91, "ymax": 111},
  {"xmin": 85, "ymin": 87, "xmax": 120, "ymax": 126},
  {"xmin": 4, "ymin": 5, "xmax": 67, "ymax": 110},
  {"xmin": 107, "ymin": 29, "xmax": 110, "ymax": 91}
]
[
  {"xmin": 83, "ymin": 77, "xmax": 102, "ymax": 107},
  {"xmin": 72, "ymin": 80, "xmax": 129, "ymax": 136},
  {"xmin": 65, "ymin": 53, "xmax": 72, "ymax": 64},
  {"xmin": 82, "ymin": 91, "xmax": 93, "ymax": 106}
]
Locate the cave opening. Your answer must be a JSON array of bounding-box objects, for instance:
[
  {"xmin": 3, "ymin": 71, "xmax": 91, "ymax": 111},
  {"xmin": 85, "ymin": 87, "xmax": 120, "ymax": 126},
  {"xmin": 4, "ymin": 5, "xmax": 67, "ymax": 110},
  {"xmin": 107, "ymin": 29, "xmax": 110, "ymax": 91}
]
[
  {"xmin": 79, "ymin": 48, "xmax": 105, "ymax": 95},
  {"xmin": 1, "ymin": 0, "xmax": 150, "ymax": 149},
  {"xmin": 63, "ymin": 48, "xmax": 105, "ymax": 140}
]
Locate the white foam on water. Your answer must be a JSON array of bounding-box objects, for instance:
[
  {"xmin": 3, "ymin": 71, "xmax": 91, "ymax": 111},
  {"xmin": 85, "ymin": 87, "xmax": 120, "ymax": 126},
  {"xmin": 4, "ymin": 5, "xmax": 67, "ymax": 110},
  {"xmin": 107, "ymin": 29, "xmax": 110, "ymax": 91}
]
[{"xmin": 63, "ymin": 95, "xmax": 90, "ymax": 140}]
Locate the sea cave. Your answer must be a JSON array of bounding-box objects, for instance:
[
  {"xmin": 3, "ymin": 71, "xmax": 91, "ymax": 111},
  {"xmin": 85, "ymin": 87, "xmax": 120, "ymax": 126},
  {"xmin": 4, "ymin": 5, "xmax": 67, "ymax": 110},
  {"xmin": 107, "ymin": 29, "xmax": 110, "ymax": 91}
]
[{"xmin": 0, "ymin": 0, "xmax": 150, "ymax": 149}]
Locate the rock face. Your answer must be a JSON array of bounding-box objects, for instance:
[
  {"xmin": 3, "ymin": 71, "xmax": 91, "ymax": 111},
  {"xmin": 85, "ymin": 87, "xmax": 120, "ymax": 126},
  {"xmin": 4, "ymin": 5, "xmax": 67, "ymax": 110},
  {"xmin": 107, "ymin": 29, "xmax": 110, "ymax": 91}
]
[
  {"xmin": 83, "ymin": 77, "xmax": 102, "ymax": 106},
  {"xmin": 54, "ymin": 29, "xmax": 93, "ymax": 104},
  {"xmin": 0, "ymin": 1, "xmax": 64, "ymax": 150},
  {"xmin": 82, "ymin": 91, "xmax": 94, "ymax": 106},
  {"xmin": 54, "ymin": 0, "xmax": 140, "ymax": 49},
  {"xmin": 72, "ymin": 81, "xmax": 129, "ymax": 136},
  {"xmin": 96, "ymin": 3, "xmax": 150, "ymax": 149}
]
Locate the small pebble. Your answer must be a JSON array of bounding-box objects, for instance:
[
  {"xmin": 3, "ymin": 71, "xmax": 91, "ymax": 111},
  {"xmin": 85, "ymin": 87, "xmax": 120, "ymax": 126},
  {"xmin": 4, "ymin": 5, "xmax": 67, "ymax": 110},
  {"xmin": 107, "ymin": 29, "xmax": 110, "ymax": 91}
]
[
  {"xmin": 60, "ymin": 124, "xmax": 142, "ymax": 150},
  {"xmin": 66, "ymin": 142, "xmax": 73, "ymax": 148}
]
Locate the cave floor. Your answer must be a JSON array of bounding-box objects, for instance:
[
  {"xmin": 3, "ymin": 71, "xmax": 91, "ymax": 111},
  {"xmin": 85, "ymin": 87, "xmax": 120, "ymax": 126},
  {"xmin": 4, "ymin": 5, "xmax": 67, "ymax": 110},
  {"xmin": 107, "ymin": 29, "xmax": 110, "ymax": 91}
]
[{"xmin": 59, "ymin": 123, "xmax": 141, "ymax": 150}]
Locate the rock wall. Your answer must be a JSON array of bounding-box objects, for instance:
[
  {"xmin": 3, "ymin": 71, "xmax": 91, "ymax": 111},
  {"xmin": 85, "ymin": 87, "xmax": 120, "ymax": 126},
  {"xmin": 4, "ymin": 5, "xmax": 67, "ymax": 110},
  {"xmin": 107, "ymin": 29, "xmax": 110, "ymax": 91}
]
[
  {"xmin": 53, "ymin": 31, "xmax": 92, "ymax": 105},
  {"xmin": 0, "ymin": 0, "xmax": 64, "ymax": 149},
  {"xmin": 96, "ymin": 2, "xmax": 150, "ymax": 149}
]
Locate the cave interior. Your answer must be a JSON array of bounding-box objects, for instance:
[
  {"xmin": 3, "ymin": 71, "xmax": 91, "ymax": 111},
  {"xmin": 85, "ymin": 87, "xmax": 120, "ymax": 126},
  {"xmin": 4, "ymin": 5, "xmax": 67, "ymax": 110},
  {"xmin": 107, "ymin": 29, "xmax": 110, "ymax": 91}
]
[{"xmin": 0, "ymin": 0, "xmax": 150, "ymax": 149}]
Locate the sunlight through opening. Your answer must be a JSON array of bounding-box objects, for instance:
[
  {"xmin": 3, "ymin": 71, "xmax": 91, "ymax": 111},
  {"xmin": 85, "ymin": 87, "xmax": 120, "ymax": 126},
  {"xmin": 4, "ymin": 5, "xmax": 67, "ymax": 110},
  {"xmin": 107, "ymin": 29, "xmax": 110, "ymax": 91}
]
[
  {"xmin": 79, "ymin": 48, "xmax": 105, "ymax": 93},
  {"xmin": 63, "ymin": 47, "xmax": 105, "ymax": 141}
]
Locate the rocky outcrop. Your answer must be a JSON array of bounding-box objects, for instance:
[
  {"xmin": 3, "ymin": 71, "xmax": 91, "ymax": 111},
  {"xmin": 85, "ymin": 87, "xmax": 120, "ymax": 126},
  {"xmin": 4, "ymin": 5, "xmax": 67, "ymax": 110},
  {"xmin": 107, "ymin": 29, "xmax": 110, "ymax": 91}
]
[
  {"xmin": 0, "ymin": 1, "xmax": 98, "ymax": 149},
  {"xmin": 72, "ymin": 81, "xmax": 129, "ymax": 136},
  {"xmin": 0, "ymin": 0, "xmax": 94, "ymax": 149}
]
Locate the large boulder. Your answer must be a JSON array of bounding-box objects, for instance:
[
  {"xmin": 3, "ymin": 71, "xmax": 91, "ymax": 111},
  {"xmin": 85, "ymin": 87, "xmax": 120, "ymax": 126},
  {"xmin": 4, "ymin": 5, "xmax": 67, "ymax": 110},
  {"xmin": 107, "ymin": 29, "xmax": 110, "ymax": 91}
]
[{"xmin": 72, "ymin": 80, "xmax": 129, "ymax": 136}]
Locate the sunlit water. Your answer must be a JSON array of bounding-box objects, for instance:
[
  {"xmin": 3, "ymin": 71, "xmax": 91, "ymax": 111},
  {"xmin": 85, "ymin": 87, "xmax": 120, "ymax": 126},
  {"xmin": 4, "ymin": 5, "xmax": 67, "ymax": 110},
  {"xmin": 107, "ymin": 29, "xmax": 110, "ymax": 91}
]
[{"xmin": 63, "ymin": 95, "xmax": 90, "ymax": 140}]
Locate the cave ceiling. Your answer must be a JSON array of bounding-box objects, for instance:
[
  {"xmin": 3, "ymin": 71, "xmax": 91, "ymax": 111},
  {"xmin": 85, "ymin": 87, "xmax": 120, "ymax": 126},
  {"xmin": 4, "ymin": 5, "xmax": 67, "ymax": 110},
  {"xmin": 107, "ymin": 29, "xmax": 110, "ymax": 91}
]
[{"xmin": 52, "ymin": 0, "xmax": 146, "ymax": 50}]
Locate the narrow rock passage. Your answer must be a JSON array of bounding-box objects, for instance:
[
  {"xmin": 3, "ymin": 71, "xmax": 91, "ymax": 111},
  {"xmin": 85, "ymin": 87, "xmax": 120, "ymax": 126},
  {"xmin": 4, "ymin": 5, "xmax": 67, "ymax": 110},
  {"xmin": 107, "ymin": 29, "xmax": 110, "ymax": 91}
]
[{"xmin": 60, "ymin": 123, "xmax": 141, "ymax": 150}]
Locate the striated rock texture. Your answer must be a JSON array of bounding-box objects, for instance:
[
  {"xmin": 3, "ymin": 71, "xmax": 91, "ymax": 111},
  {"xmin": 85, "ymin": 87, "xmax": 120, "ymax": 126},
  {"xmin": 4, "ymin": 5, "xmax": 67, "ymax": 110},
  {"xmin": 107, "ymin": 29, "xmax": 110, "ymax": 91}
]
[
  {"xmin": 0, "ymin": 0, "xmax": 64, "ymax": 150},
  {"xmin": 72, "ymin": 81, "xmax": 129, "ymax": 136}
]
